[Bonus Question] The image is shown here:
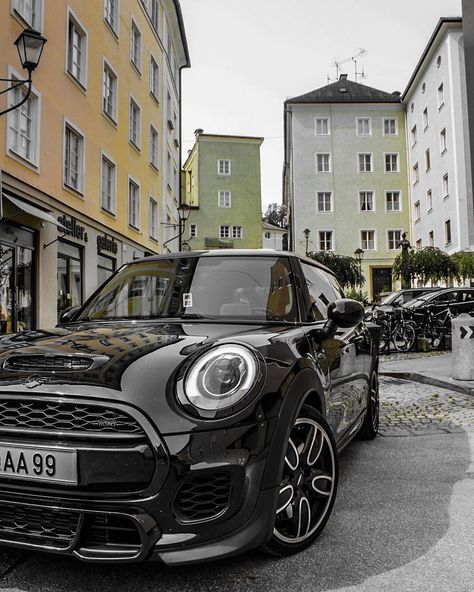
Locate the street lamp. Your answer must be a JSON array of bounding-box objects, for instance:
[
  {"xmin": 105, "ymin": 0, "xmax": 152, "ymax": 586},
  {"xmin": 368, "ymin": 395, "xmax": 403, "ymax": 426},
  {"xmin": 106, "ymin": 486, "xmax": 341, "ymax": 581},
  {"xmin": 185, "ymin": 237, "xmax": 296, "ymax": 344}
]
[
  {"xmin": 396, "ymin": 231, "xmax": 412, "ymax": 289},
  {"xmin": 177, "ymin": 203, "xmax": 192, "ymax": 251},
  {"xmin": 354, "ymin": 247, "xmax": 364, "ymax": 300},
  {"xmin": 0, "ymin": 28, "xmax": 47, "ymax": 117},
  {"xmin": 303, "ymin": 228, "xmax": 311, "ymax": 256}
]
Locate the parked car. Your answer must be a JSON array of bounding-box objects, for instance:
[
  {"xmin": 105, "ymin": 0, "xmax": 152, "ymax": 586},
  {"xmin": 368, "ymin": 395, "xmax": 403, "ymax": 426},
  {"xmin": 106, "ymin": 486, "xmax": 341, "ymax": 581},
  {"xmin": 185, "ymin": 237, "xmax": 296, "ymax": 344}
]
[
  {"xmin": 0, "ymin": 250, "xmax": 379, "ymax": 564},
  {"xmin": 378, "ymin": 287, "xmax": 441, "ymax": 307},
  {"xmin": 403, "ymin": 287, "xmax": 474, "ymax": 316}
]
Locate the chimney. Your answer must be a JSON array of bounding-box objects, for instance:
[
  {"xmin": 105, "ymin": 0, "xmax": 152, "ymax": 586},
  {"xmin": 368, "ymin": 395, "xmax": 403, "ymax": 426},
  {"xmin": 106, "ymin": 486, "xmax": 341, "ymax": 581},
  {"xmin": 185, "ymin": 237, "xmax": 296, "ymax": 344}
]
[
  {"xmin": 194, "ymin": 128, "xmax": 204, "ymax": 137},
  {"xmin": 339, "ymin": 74, "xmax": 348, "ymax": 81},
  {"xmin": 339, "ymin": 74, "xmax": 348, "ymax": 93}
]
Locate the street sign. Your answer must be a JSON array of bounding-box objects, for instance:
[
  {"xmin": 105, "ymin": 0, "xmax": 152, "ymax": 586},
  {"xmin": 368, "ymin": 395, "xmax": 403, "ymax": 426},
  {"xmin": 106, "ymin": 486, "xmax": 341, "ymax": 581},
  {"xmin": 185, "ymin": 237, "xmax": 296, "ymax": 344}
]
[{"xmin": 460, "ymin": 326, "xmax": 474, "ymax": 339}]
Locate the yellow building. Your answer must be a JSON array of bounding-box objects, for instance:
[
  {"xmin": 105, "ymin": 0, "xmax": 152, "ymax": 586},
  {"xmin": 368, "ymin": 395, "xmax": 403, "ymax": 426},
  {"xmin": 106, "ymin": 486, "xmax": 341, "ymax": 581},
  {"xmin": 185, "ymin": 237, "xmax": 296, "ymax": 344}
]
[{"xmin": 0, "ymin": 0, "xmax": 189, "ymax": 332}]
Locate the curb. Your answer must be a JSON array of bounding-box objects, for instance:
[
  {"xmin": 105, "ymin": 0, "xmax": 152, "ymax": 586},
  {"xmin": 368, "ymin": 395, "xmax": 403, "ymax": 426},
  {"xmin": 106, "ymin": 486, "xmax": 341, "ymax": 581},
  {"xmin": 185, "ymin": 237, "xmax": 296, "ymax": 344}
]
[{"xmin": 380, "ymin": 370, "xmax": 474, "ymax": 397}]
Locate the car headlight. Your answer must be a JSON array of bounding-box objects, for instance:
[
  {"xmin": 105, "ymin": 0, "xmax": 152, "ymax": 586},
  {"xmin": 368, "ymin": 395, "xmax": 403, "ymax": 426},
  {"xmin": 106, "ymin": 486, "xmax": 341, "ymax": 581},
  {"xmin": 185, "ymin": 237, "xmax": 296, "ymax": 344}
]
[{"xmin": 182, "ymin": 344, "xmax": 258, "ymax": 412}]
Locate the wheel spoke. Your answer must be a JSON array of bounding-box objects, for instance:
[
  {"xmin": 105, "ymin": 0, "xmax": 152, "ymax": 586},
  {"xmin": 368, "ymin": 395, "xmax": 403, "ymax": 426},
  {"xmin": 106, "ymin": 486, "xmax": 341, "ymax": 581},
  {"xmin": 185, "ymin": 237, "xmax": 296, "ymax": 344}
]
[
  {"xmin": 311, "ymin": 471, "xmax": 333, "ymax": 497},
  {"xmin": 276, "ymin": 484, "xmax": 294, "ymax": 514},
  {"xmin": 285, "ymin": 437, "xmax": 299, "ymax": 471},
  {"xmin": 296, "ymin": 496, "xmax": 311, "ymax": 539},
  {"xmin": 303, "ymin": 424, "xmax": 324, "ymax": 467}
]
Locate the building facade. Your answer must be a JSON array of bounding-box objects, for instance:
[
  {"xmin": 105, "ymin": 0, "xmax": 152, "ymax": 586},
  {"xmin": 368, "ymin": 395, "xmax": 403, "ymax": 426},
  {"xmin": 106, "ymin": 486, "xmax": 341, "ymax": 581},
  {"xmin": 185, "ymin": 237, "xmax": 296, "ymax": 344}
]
[
  {"xmin": 182, "ymin": 132, "xmax": 263, "ymax": 250},
  {"xmin": 403, "ymin": 17, "xmax": 474, "ymax": 256},
  {"xmin": 0, "ymin": 0, "xmax": 189, "ymax": 332},
  {"xmin": 284, "ymin": 76, "xmax": 410, "ymax": 300}
]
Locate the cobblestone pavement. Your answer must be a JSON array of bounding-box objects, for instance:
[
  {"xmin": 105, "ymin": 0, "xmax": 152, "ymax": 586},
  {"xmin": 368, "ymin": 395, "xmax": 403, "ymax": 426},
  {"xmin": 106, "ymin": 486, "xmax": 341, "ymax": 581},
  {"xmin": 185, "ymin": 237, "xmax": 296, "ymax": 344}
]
[{"xmin": 379, "ymin": 376, "xmax": 474, "ymax": 436}]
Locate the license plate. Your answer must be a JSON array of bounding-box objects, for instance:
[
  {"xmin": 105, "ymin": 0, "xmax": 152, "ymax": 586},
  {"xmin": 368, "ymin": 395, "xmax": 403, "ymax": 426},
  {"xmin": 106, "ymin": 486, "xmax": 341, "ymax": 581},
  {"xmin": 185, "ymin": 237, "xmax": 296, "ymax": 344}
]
[{"xmin": 0, "ymin": 444, "xmax": 77, "ymax": 485}]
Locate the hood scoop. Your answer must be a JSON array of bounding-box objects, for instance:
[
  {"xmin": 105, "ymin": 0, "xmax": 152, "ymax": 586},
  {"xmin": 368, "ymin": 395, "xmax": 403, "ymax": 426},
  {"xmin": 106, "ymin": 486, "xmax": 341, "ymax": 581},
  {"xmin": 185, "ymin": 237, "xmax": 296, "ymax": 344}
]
[{"xmin": 3, "ymin": 354, "xmax": 108, "ymax": 372}]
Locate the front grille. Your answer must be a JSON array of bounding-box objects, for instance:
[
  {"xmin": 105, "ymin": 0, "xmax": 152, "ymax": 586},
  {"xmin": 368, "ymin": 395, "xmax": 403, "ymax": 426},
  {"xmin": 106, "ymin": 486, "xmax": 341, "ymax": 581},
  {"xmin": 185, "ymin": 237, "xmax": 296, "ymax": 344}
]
[
  {"xmin": 0, "ymin": 502, "xmax": 79, "ymax": 549},
  {"xmin": 0, "ymin": 399, "xmax": 145, "ymax": 436},
  {"xmin": 173, "ymin": 472, "xmax": 232, "ymax": 522},
  {"xmin": 81, "ymin": 514, "xmax": 141, "ymax": 548},
  {"xmin": 4, "ymin": 355, "xmax": 93, "ymax": 371}
]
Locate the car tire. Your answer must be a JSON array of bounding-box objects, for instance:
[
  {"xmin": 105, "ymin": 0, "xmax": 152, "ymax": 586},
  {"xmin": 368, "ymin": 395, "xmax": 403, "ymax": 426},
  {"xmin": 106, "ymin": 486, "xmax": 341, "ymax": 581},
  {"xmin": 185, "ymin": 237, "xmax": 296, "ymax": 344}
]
[
  {"xmin": 263, "ymin": 405, "xmax": 339, "ymax": 556},
  {"xmin": 358, "ymin": 370, "xmax": 379, "ymax": 440}
]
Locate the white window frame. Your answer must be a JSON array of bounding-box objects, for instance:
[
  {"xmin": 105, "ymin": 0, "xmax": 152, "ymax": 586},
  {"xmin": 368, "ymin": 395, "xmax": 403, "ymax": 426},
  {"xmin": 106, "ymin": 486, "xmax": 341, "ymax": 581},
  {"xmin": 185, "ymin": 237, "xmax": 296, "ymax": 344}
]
[
  {"xmin": 11, "ymin": 0, "xmax": 43, "ymax": 30},
  {"xmin": 383, "ymin": 118, "xmax": 398, "ymax": 136},
  {"xmin": 6, "ymin": 66, "xmax": 41, "ymax": 168},
  {"xmin": 129, "ymin": 95, "xmax": 141, "ymax": 148},
  {"xmin": 128, "ymin": 176, "xmax": 140, "ymax": 230},
  {"xmin": 318, "ymin": 230, "xmax": 334, "ymax": 251},
  {"xmin": 428, "ymin": 230, "xmax": 434, "ymax": 247},
  {"xmin": 100, "ymin": 151, "xmax": 116, "ymax": 214},
  {"xmin": 438, "ymin": 83, "xmax": 445, "ymax": 110},
  {"xmin": 150, "ymin": 54, "xmax": 159, "ymax": 99},
  {"xmin": 442, "ymin": 173, "xmax": 449, "ymax": 199},
  {"xmin": 232, "ymin": 225, "xmax": 243, "ymax": 239},
  {"xmin": 422, "ymin": 107, "xmax": 429, "ymax": 130},
  {"xmin": 440, "ymin": 128, "xmax": 447, "ymax": 154},
  {"xmin": 314, "ymin": 117, "xmax": 330, "ymax": 136},
  {"xmin": 414, "ymin": 201, "xmax": 421, "ymax": 222},
  {"xmin": 425, "ymin": 148, "xmax": 431, "ymax": 172},
  {"xmin": 427, "ymin": 189, "xmax": 433, "ymax": 212},
  {"xmin": 444, "ymin": 218, "xmax": 452, "ymax": 245},
  {"xmin": 66, "ymin": 8, "xmax": 88, "ymax": 89},
  {"xmin": 104, "ymin": 0, "xmax": 119, "ymax": 35},
  {"xmin": 356, "ymin": 117, "xmax": 371, "ymax": 136},
  {"xmin": 218, "ymin": 190, "xmax": 232, "ymax": 208},
  {"xmin": 130, "ymin": 18, "xmax": 142, "ymax": 73},
  {"xmin": 217, "ymin": 159, "xmax": 231, "ymax": 176},
  {"xmin": 360, "ymin": 229, "xmax": 376, "ymax": 251},
  {"xmin": 219, "ymin": 225, "xmax": 230, "ymax": 239},
  {"xmin": 358, "ymin": 152, "xmax": 373, "ymax": 173},
  {"xmin": 63, "ymin": 118, "xmax": 85, "ymax": 194},
  {"xmin": 189, "ymin": 223, "xmax": 197, "ymax": 239},
  {"xmin": 149, "ymin": 196, "xmax": 158, "ymax": 240},
  {"xmin": 102, "ymin": 58, "xmax": 118, "ymax": 122},
  {"xmin": 387, "ymin": 229, "xmax": 403, "ymax": 251},
  {"xmin": 415, "ymin": 239, "xmax": 422, "ymax": 250},
  {"xmin": 384, "ymin": 152, "xmax": 399, "ymax": 173},
  {"xmin": 413, "ymin": 163, "xmax": 419, "ymax": 185},
  {"xmin": 316, "ymin": 191, "xmax": 332, "ymax": 213},
  {"xmin": 149, "ymin": 124, "xmax": 159, "ymax": 169},
  {"xmin": 385, "ymin": 191, "xmax": 401, "ymax": 212},
  {"xmin": 411, "ymin": 125, "xmax": 417, "ymax": 146},
  {"xmin": 359, "ymin": 190, "xmax": 375, "ymax": 212},
  {"xmin": 315, "ymin": 153, "xmax": 331, "ymax": 173}
]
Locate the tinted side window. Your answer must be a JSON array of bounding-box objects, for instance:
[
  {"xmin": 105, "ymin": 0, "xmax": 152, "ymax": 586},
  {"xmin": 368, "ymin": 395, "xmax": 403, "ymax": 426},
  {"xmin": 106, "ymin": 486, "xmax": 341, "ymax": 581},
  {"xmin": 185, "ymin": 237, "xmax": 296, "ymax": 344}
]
[
  {"xmin": 435, "ymin": 291, "xmax": 458, "ymax": 304},
  {"xmin": 460, "ymin": 290, "xmax": 474, "ymax": 302},
  {"xmin": 301, "ymin": 262, "xmax": 343, "ymax": 321}
]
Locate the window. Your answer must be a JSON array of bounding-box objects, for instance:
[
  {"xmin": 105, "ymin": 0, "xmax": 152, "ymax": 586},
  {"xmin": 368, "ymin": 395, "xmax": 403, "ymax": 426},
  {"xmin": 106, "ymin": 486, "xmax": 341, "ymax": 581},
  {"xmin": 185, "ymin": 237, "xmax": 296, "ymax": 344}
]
[
  {"xmin": 301, "ymin": 262, "xmax": 343, "ymax": 321},
  {"xmin": 414, "ymin": 201, "xmax": 421, "ymax": 221},
  {"xmin": 359, "ymin": 191, "xmax": 374, "ymax": 212},
  {"xmin": 427, "ymin": 189, "xmax": 432, "ymax": 211},
  {"xmin": 13, "ymin": 0, "xmax": 41, "ymax": 29},
  {"xmin": 150, "ymin": 56, "xmax": 159, "ymax": 99},
  {"xmin": 357, "ymin": 117, "xmax": 371, "ymax": 135},
  {"xmin": 411, "ymin": 125, "xmax": 417, "ymax": 146},
  {"xmin": 422, "ymin": 82, "xmax": 426, "ymax": 94},
  {"xmin": 149, "ymin": 125, "xmax": 159, "ymax": 169},
  {"xmin": 189, "ymin": 224, "xmax": 197, "ymax": 238},
  {"xmin": 316, "ymin": 153, "xmax": 331, "ymax": 172},
  {"xmin": 443, "ymin": 173, "xmax": 449, "ymax": 198},
  {"xmin": 315, "ymin": 118, "xmax": 330, "ymax": 135},
  {"xmin": 104, "ymin": 0, "xmax": 117, "ymax": 33},
  {"xmin": 358, "ymin": 153, "xmax": 372, "ymax": 172},
  {"xmin": 440, "ymin": 128, "xmax": 447, "ymax": 153},
  {"xmin": 7, "ymin": 76, "xmax": 39, "ymax": 165},
  {"xmin": 415, "ymin": 239, "xmax": 422, "ymax": 250},
  {"xmin": 130, "ymin": 19, "xmax": 142, "ymax": 72},
  {"xmin": 318, "ymin": 231, "xmax": 333, "ymax": 251},
  {"xmin": 437, "ymin": 55, "xmax": 442, "ymax": 68},
  {"xmin": 64, "ymin": 123, "xmax": 84, "ymax": 193},
  {"xmin": 428, "ymin": 230, "xmax": 434, "ymax": 247},
  {"xmin": 218, "ymin": 191, "xmax": 232, "ymax": 208},
  {"xmin": 129, "ymin": 98, "xmax": 141, "ymax": 147},
  {"xmin": 385, "ymin": 153, "xmax": 399, "ymax": 172},
  {"xmin": 438, "ymin": 83, "xmax": 444, "ymax": 109},
  {"xmin": 97, "ymin": 254, "xmax": 116, "ymax": 287},
  {"xmin": 128, "ymin": 179, "xmax": 140, "ymax": 229},
  {"xmin": 101, "ymin": 154, "xmax": 116, "ymax": 214},
  {"xmin": 317, "ymin": 191, "xmax": 332, "ymax": 212},
  {"xmin": 384, "ymin": 118, "xmax": 397, "ymax": 135},
  {"xmin": 57, "ymin": 241, "xmax": 83, "ymax": 319},
  {"xmin": 361, "ymin": 230, "xmax": 375, "ymax": 250},
  {"xmin": 445, "ymin": 219, "xmax": 451, "ymax": 244},
  {"xmin": 150, "ymin": 0, "xmax": 159, "ymax": 31},
  {"xmin": 388, "ymin": 230, "xmax": 402, "ymax": 250},
  {"xmin": 149, "ymin": 197, "xmax": 158, "ymax": 240},
  {"xmin": 425, "ymin": 148, "xmax": 431, "ymax": 171},
  {"xmin": 413, "ymin": 163, "xmax": 419, "ymax": 184},
  {"xmin": 67, "ymin": 12, "xmax": 87, "ymax": 87},
  {"xmin": 102, "ymin": 60, "xmax": 117, "ymax": 121},
  {"xmin": 422, "ymin": 108, "xmax": 428, "ymax": 129},
  {"xmin": 232, "ymin": 226, "xmax": 243, "ymax": 239},
  {"xmin": 219, "ymin": 225, "xmax": 230, "ymax": 239},
  {"xmin": 218, "ymin": 159, "xmax": 231, "ymax": 175},
  {"xmin": 386, "ymin": 191, "xmax": 401, "ymax": 211}
]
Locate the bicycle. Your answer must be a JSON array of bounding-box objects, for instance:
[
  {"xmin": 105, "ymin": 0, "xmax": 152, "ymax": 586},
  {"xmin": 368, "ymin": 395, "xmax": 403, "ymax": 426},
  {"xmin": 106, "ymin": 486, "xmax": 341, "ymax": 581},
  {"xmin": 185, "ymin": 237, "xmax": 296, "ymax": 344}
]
[{"xmin": 372, "ymin": 306, "xmax": 416, "ymax": 353}]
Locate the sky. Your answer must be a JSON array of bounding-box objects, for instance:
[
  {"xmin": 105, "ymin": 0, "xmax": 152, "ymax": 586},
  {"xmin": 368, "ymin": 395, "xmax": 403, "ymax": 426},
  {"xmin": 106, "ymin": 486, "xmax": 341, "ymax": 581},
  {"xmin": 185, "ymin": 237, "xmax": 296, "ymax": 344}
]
[{"xmin": 179, "ymin": 0, "xmax": 462, "ymax": 213}]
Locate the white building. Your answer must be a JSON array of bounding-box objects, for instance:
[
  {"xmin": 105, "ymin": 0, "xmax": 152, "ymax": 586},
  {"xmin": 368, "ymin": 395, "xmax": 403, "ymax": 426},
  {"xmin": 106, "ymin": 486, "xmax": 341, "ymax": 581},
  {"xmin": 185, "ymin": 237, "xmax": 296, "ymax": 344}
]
[{"xmin": 262, "ymin": 222, "xmax": 286, "ymax": 250}]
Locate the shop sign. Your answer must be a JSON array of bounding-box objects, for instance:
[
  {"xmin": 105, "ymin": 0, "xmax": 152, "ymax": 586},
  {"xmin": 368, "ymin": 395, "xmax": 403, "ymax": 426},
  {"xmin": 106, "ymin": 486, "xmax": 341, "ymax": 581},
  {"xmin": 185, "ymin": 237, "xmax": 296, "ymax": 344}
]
[
  {"xmin": 58, "ymin": 215, "xmax": 88, "ymax": 242},
  {"xmin": 97, "ymin": 234, "xmax": 118, "ymax": 255}
]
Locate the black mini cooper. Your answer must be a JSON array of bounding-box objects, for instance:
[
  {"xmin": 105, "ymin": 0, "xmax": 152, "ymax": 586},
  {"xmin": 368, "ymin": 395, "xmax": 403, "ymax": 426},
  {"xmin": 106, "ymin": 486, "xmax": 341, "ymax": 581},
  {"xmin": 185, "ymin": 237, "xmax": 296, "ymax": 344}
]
[{"xmin": 0, "ymin": 250, "xmax": 379, "ymax": 564}]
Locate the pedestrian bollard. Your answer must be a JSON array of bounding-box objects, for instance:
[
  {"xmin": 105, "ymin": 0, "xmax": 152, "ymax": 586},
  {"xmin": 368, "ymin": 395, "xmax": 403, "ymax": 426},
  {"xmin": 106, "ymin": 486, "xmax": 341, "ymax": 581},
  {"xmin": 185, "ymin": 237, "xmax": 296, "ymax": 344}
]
[{"xmin": 452, "ymin": 313, "xmax": 474, "ymax": 381}]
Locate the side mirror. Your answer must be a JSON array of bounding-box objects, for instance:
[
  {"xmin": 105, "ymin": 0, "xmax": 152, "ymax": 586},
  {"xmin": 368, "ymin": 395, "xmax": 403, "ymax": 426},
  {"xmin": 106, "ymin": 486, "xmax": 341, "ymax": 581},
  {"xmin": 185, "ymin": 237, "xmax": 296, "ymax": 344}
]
[
  {"xmin": 58, "ymin": 306, "xmax": 82, "ymax": 324},
  {"xmin": 310, "ymin": 298, "xmax": 364, "ymax": 341}
]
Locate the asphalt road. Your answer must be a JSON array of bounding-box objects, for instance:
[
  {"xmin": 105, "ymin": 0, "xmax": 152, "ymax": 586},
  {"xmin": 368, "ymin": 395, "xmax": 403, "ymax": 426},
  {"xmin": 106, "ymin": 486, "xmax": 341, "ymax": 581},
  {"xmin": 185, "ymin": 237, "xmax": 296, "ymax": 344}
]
[{"xmin": 0, "ymin": 377, "xmax": 472, "ymax": 592}]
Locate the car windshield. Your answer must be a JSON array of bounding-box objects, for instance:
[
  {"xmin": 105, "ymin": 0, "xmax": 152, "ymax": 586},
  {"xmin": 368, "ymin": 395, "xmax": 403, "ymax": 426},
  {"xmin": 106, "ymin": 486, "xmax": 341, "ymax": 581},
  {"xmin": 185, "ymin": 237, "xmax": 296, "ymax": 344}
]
[
  {"xmin": 403, "ymin": 292, "xmax": 440, "ymax": 308},
  {"xmin": 79, "ymin": 255, "xmax": 298, "ymax": 322}
]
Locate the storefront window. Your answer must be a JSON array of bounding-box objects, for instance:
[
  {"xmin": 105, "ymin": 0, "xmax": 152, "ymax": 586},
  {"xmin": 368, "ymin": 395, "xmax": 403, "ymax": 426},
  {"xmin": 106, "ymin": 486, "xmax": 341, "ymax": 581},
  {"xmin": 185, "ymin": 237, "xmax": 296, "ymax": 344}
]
[
  {"xmin": 57, "ymin": 240, "xmax": 83, "ymax": 318},
  {"xmin": 97, "ymin": 254, "xmax": 116, "ymax": 287}
]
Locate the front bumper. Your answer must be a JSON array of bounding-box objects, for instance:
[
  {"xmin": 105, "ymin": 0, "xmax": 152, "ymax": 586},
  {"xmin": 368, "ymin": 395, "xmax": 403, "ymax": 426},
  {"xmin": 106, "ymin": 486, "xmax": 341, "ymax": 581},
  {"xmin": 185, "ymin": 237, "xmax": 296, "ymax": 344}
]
[{"xmin": 0, "ymin": 392, "xmax": 279, "ymax": 563}]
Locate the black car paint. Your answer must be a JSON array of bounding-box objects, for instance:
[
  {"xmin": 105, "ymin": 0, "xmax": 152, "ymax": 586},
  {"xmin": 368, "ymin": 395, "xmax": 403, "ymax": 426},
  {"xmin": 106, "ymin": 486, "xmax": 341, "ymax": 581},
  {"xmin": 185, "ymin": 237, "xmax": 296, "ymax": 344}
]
[{"xmin": 0, "ymin": 251, "xmax": 376, "ymax": 564}]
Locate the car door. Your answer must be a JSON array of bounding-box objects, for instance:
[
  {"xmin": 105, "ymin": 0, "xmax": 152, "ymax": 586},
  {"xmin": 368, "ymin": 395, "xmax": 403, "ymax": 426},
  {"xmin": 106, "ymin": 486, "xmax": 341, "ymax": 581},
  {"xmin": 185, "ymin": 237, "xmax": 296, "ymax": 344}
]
[
  {"xmin": 298, "ymin": 261, "xmax": 369, "ymax": 444},
  {"xmin": 457, "ymin": 290, "xmax": 474, "ymax": 315}
]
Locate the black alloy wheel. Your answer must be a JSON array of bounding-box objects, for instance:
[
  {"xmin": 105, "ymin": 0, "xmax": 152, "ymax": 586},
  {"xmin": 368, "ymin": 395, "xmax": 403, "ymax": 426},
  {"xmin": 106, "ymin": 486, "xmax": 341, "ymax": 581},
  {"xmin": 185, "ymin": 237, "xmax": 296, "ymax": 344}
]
[
  {"xmin": 264, "ymin": 405, "xmax": 338, "ymax": 556},
  {"xmin": 358, "ymin": 370, "xmax": 379, "ymax": 440}
]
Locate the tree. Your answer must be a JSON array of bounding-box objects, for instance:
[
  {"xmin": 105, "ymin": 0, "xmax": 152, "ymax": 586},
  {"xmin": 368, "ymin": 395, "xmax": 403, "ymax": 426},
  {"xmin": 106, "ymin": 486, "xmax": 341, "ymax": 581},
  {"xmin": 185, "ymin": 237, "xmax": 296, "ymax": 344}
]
[
  {"xmin": 451, "ymin": 251, "xmax": 474, "ymax": 283},
  {"xmin": 262, "ymin": 203, "xmax": 288, "ymax": 229},
  {"xmin": 308, "ymin": 251, "xmax": 365, "ymax": 290},
  {"xmin": 393, "ymin": 246, "xmax": 457, "ymax": 285}
]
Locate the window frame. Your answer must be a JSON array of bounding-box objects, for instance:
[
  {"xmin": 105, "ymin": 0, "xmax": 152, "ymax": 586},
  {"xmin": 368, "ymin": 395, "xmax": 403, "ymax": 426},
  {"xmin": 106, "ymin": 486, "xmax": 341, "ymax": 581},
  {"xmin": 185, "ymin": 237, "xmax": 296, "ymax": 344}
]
[
  {"xmin": 442, "ymin": 173, "xmax": 449, "ymax": 199},
  {"xmin": 66, "ymin": 8, "xmax": 88, "ymax": 90},
  {"xmin": 359, "ymin": 190, "xmax": 375, "ymax": 212},
  {"xmin": 444, "ymin": 218, "xmax": 452, "ymax": 245},
  {"xmin": 426, "ymin": 189, "xmax": 433, "ymax": 212},
  {"xmin": 356, "ymin": 117, "xmax": 372, "ymax": 136},
  {"xmin": 360, "ymin": 229, "xmax": 376, "ymax": 251},
  {"xmin": 63, "ymin": 118, "xmax": 85, "ymax": 195},
  {"xmin": 384, "ymin": 152, "xmax": 399, "ymax": 173},
  {"xmin": 217, "ymin": 159, "xmax": 231, "ymax": 176},
  {"xmin": 130, "ymin": 18, "xmax": 142, "ymax": 74},
  {"xmin": 424, "ymin": 148, "xmax": 431, "ymax": 172},
  {"xmin": 314, "ymin": 117, "xmax": 330, "ymax": 136},
  {"xmin": 438, "ymin": 83, "xmax": 445, "ymax": 110},
  {"xmin": 422, "ymin": 107, "xmax": 429, "ymax": 130},
  {"xmin": 128, "ymin": 176, "xmax": 140, "ymax": 230},
  {"xmin": 385, "ymin": 190, "xmax": 402, "ymax": 212},
  {"xmin": 129, "ymin": 95, "xmax": 141, "ymax": 149},
  {"xmin": 104, "ymin": 0, "xmax": 119, "ymax": 35},
  {"xmin": 149, "ymin": 196, "xmax": 158, "ymax": 241},
  {"xmin": 414, "ymin": 200, "xmax": 421, "ymax": 222},
  {"xmin": 387, "ymin": 229, "xmax": 403, "ymax": 251},
  {"xmin": 11, "ymin": 0, "xmax": 43, "ymax": 31},
  {"xmin": 102, "ymin": 57, "xmax": 118, "ymax": 123},
  {"xmin": 149, "ymin": 124, "xmax": 159, "ymax": 170},
  {"xmin": 413, "ymin": 162, "xmax": 419, "ymax": 185},
  {"xmin": 315, "ymin": 152, "xmax": 331, "ymax": 173},
  {"xmin": 150, "ymin": 54, "xmax": 159, "ymax": 100},
  {"xmin": 318, "ymin": 230, "xmax": 334, "ymax": 251},
  {"xmin": 316, "ymin": 191, "xmax": 332, "ymax": 213},
  {"xmin": 358, "ymin": 152, "xmax": 373, "ymax": 173},
  {"xmin": 383, "ymin": 118, "xmax": 398, "ymax": 136},
  {"xmin": 218, "ymin": 190, "xmax": 232, "ymax": 208},
  {"xmin": 100, "ymin": 151, "xmax": 116, "ymax": 215},
  {"xmin": 440, "ymin": 128, "xmax": 447, "ymax": 154},
  {"xmin": 189, "ymin": 223, "xmax": 197, "ymax": 239}
]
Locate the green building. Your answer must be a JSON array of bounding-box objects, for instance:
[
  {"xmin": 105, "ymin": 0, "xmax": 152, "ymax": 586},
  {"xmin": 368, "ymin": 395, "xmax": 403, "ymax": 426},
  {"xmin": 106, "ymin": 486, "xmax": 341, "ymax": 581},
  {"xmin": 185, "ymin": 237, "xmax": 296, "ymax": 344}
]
[{"xmin": 182, "ymin": 131, "xmax": 263, "ymax": 250}]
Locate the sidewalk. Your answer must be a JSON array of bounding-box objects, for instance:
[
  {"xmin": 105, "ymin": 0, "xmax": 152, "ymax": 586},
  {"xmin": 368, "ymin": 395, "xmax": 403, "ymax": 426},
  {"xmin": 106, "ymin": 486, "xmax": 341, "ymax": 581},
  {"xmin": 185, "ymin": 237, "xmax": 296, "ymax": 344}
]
[{"xmin": 379, "ymin": 352, "xmax": 474, "ymax": 396}]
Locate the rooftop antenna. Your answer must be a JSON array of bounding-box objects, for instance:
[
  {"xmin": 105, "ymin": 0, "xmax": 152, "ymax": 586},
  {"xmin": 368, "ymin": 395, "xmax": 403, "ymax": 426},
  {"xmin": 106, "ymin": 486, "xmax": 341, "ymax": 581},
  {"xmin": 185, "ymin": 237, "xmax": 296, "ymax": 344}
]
[{"xmin": 327, "ymin": 48, "xmax": 367, "ymax": 84}]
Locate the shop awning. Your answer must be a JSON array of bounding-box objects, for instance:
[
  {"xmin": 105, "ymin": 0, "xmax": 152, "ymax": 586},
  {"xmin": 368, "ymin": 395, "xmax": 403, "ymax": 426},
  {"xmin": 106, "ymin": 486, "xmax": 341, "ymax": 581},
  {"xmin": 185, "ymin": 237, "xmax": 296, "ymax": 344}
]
[{"xmin": 2, "ymin": 193, "xmax": 66, "ymax": 229}]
